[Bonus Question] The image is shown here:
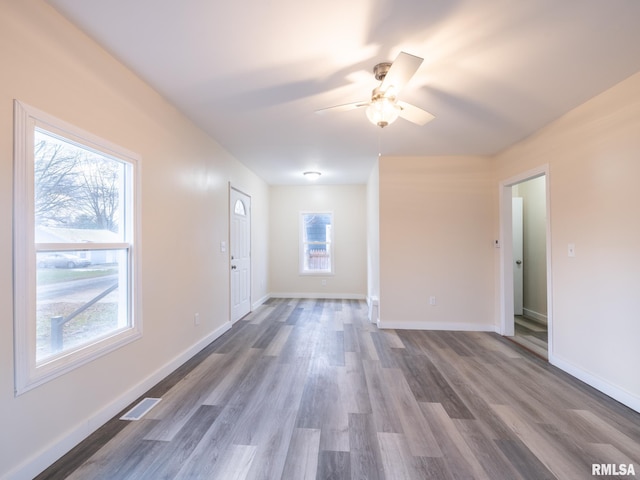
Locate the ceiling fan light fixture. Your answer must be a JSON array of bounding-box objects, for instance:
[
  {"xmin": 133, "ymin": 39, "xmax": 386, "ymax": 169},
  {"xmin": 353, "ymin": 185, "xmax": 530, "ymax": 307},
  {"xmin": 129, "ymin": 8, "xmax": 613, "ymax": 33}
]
[
  {"xmin": 366, "ymin": 96, "xmax": 400, "ymax": 128},
  {"xmin": 303, "ymin": 171, "xmax": 321, "ymax": 180}
]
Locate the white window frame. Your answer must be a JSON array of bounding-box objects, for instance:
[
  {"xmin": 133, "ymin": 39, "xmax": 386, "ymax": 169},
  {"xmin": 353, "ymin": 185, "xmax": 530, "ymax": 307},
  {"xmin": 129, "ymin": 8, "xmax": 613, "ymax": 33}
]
[
  {"xmin": 299, "ymin": 211, "xmax": 334, "ymax": 275},
  {"xmin": 13, "ymin": 100, "xmax": 142, "ymax": 395}
]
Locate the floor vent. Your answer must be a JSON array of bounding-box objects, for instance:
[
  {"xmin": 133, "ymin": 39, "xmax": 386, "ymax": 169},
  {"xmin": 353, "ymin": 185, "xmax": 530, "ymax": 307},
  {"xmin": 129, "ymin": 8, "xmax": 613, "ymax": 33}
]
[{"xmin": 120, "ymin": 397, "xmax": 161, "ymax": 421}]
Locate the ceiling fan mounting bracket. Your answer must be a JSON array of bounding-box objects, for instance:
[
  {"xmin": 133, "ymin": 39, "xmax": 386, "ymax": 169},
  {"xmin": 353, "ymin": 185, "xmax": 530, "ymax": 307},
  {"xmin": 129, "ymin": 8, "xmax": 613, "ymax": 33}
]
[
  {"xmin": 373, "ymin": 62, "xmax": 392, "ymax": 81},
  {"xmin": 371, "ymin": 86, "xmax": 395, "ymax": 102}
]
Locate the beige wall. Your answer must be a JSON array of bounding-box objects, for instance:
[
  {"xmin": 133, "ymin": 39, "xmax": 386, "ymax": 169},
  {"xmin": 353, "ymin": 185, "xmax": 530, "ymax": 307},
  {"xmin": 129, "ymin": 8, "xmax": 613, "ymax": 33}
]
[
  {"xmin": 3, "ymin": 2, "xmax": 640, "ymax": 477},
  {"xmin": 495, "ymin": 71, "xmax": 640, "ymax": 410},
  {"xmin": 0, "ymin": 2, "xmax": 268, "ymax": 477},
  {"xmin": 269, "ymin": 185, "xmax": 367, "ymax": 298},
  {"xmin": 378, "ymin": 156, "xmax": 496, "ymax": 330}
]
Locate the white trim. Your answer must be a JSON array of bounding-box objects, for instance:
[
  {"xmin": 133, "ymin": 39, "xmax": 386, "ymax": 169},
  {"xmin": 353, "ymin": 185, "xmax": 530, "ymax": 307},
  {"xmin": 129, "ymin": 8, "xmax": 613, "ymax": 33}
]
[
  {"xmin": 522, "ymin": 308, "xmax": 548, "ymax": 325},
  {"xmin": 269, "ymin": 292, "xmax": 366, "ymax": 300},
  {"xmin": 13, "ymin": 100, "xmax": 143, "ymax": 395},
  {"xmin": 498, "ymin": 164, "xmax": 553, "ymax": 360},
  {"xmin": 368, "ymin": 296, "xmax": 379, "ymax": 324},
  {"xmin": 251, "ymin": 293, "xmax": 271, "ymax": 310},
  {"xmin": 377, "ymin": 320, "xmax": 498, "ymax": 332},
  {"xmin": 6, "ymin": 321, "xmax": 231, "ymax": 480},
  {"xmin": 550, "ymin": 355, "xmax": 640, "ymax": 413}
]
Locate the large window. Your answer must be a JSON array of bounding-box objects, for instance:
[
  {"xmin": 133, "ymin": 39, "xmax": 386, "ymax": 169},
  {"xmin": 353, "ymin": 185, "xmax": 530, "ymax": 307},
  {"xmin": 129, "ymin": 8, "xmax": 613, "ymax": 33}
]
[
  {"xmin": 300, "ymin": 212, "xmax": 333, "ymax": 274},
  {"xmin": 13, "ymin": 101, "xmax": 141, "ymax": 394}
]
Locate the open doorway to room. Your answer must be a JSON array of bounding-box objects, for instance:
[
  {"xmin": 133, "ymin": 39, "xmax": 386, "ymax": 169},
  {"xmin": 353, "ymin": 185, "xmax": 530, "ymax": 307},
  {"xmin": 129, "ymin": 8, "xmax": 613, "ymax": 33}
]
[
  {"xmin": 500, "ymin": 166, "xmax": 552, "ymax": 360},
  {"xmin": 512, "ymin": 176, "xmax": 548, "ymax": 357}
]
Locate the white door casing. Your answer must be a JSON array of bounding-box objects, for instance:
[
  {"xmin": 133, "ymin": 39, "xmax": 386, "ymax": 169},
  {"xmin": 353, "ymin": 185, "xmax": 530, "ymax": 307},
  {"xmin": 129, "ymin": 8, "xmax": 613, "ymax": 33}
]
[
  {"xmin": 230, "ymin": 187, "xmax": 251, "ymax": 323},
  {"xmin": 499, "ymin": 165, "xmax": 552, "ymax": 357}
]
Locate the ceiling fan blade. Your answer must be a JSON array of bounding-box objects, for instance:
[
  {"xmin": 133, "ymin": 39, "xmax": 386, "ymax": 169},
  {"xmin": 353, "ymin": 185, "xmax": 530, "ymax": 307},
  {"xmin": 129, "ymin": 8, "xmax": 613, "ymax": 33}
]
[
  {"xmin": 315, "ymin": 101, "xmax": 369, "ymax": 114},
  {"xmin": 380, "ymin": 52, "xmax": 424, "ymax": 96},
  {"xmin": 397, "ymin": 101, "xmax": 435, "ymax": 126}
]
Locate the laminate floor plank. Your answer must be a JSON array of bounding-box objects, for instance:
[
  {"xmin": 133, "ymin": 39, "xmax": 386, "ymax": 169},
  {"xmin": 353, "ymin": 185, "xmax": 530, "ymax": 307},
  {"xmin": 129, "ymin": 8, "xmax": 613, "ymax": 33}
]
[
  {"xmin": 38, "ymin": 298, "xmax": 640, "ymax": 480},
  {"xmin": 348, "ymin": 413, "xmax": 385, "ymax": 480},
  {"xmin": 378, "ymin": 328, "xmax": 406, "ymax": 349},
  {"xmin": 317, "ymin": 450, "xmax": 351, "ymax": 480},
  {"xmin": 211, "ymin": 444, "xmax": 257, "ymax": 480},
  {"xmin": 420, "ymin": 402, "xmax": 492, "ymax": 480},
  {"xmin": 377, "ymin": 432, "xmax": 446, "ymax": 480},
  {"xmin": 392, "ymin": 350, "xmax": 474, "ymax": 419},
  {"xmin": 337, "ymin": 352, "xmax": 372, "ymax": 415},
  {"xmin": 263, "ymin": 324, "xmax": 294, "ymax": 357},
  {"xmin": 281, "ymin": 428, "xmax": 321, "ymax": 480},
  {"xmin": 342, "ymin": 323, "xmax": 358, "ymax": 353},
  {"xmin": 173, "ymin": 403, "xmax": 246, "ymax": 478},
  {"xmin": 137, "ymin": 404, "xmax": 224, "ymax": 480},
  {"xmin": 491, "ymin": 403, "xmax": 593, "ymax": 479},
  {"xmin": 370, "ymin": 331, "xmax": 397, "ymax": 368},
  {"xmin": 252, "ymin": 321, "xmax": 284, "ymax": 349},
  {"xmin": 143, "ymin": 351, "xmax": 237, "ymax": 441},
  {"xmin": 570, "ymin": 409, "xmax": 640, "ymax": 463},
  {"xmin": 494, "ymin": 438, "xmax": 556, "ymax": 480},
  {"xmin": 64, "ymin": 419, "xmax": 162, "ymax": 480},
  {"xmin": 362, "ymin": 360, "xmax": 404, "ymax": 434},
  {"xmin": 384, "ymin": 366, "xmax": 443, "ymax": 457},
  {"xmin": 203, "ymin": 348, "xmax": 263, "ymax": 406},
  {"xmin": 357, "ymin": 329, "xmax": 380, "ymax": 361}
]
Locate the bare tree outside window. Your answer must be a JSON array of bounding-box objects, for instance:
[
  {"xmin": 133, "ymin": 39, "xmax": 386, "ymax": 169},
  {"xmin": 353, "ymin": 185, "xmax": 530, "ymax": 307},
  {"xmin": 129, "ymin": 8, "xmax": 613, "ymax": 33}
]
[{"xmin": 34, "ymin": 130, "xmax": 123, "ymax": 236}]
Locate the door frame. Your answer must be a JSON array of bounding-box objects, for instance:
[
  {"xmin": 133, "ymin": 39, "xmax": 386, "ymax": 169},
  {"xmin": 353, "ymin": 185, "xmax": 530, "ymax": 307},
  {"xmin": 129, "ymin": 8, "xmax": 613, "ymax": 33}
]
[
  {"xmin": 229, "ymin": 184, "xmax": 252, "ymax": 323},
  {"xmin": 498, "ymin": 164, "xmax": 553, "ymax": 357}
]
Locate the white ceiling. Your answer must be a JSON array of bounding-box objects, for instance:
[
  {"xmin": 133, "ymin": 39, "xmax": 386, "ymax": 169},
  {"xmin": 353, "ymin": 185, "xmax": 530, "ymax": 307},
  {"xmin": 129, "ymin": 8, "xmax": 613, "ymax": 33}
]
[{"xmin": 47, "ymin": 0, "xmax": 640, "ymax": 185}]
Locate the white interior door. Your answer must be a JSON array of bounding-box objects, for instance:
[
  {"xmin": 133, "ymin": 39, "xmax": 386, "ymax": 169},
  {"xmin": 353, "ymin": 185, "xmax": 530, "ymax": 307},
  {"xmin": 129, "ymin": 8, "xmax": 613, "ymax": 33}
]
[
  {"xmin": 512, "ymin": 197, "xmax": 524, "ymax": 316},
  {"xmin": 230, "ymin": 188, "xmax": 251, "ymax": 322}
]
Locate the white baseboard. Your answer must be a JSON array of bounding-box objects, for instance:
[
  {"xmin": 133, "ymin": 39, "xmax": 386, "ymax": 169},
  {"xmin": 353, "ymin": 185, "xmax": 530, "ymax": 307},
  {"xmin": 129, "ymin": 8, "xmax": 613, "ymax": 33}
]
[
  {"xmin": 377, "ymin": 319, "xmax": 498, "ymax": 332},
  {"xmin": 269, "ymin": 292, "xmax": 366, "ymax": 300},
  {"xmin": 10, "ymin": 321, "xmax": 232, "ymax": 480},
  {"xmin": 252, "ymin": 293, "xmax": 271, "ymax": 310},
  {"xmin": 522, "ymin": 307, "xmax": 548, "ymax": 325},
  {"xmin": 367, "ymin": 296, "xmax": 379, "ymax": 324},
  {"xmin": 550, "ymin": 354, "xmax": 640, "ymax": 414}
]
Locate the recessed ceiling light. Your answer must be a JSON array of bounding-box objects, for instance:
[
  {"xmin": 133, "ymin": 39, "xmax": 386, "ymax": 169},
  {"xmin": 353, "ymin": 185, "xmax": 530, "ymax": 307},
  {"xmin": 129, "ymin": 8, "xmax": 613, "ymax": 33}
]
[{"xmin": 303, "ymin": 171, "xmax": 321, "ymax": 180}]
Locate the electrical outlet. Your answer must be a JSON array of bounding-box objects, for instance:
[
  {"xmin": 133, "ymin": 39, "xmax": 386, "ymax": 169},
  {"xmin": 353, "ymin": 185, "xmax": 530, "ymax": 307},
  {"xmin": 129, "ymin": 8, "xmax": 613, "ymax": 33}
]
[
  {"xmin": 429, "ymin": 296, "xmax": 436, "ymax": 306},
  {"xmin": 194, "ymin": 313, "xmax": 200, "ymax": 325}
]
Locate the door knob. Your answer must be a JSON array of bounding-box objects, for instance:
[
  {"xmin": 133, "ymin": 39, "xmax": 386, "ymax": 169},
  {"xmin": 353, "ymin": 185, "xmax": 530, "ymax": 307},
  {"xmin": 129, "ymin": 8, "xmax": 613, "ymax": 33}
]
[
  {"xmin": 516, "ymin": 260, "xmax": 522, "ymax": 265},
  {"xmin": 231, "ymin": 265, "xmax": 237, "ymax": 270}
]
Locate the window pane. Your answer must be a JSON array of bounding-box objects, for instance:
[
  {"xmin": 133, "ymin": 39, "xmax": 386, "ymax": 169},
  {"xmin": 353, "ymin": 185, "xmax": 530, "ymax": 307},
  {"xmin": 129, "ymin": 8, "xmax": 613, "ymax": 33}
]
[
  {"xmin": 36, "ymin": 249, "xmax": 129, "ymax": 362},
  {"xmin": 304, "ymin": 243, "xmax": 331, "ymax": 271},
  {"xmin": 34, "ymin": 129, "xmax": 127, "ymax": 243},
  {"xmin": 301, "ymin": 213, "xmax": 333, "ymax": 273},
  {"xmin": 303, "ymin": 213, "xmax": 332, "ymax": 243},
  {"xmin": 234, "ymin": 199, "xmax": 246, "ymax": 216}
]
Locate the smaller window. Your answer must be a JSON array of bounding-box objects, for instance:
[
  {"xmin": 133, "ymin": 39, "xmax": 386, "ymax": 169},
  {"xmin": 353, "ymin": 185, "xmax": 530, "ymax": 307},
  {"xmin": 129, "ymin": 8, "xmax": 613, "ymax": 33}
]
[
  {"xmin": 234, "ymin": 199, "xmax": 246, "ymax": 216},
  {"xmin": 300, "ymin": 212, "xmax": 333, "ymax": 275}
]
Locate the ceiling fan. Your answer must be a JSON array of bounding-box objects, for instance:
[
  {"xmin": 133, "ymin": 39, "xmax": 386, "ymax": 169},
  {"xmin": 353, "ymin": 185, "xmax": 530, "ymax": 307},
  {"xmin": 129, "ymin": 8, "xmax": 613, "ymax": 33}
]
[{"xmin": 316, "ymin": 51, "xmax": 435, "ymax": 128}]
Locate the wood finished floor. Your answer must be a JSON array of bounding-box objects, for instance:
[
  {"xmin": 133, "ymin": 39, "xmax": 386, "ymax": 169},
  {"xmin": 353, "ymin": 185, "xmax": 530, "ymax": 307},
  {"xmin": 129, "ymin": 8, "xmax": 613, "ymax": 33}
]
[{"xmin": 39, "ymin": 299, "xmax": 640, "ymax": 480}]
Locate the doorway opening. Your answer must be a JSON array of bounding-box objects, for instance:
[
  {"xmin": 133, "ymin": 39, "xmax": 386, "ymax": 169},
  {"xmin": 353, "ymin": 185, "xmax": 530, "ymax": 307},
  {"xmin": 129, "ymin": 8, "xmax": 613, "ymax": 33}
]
[{"xmin": 499, "ymin": 166, "xmax": 552, "ymax": 360}]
